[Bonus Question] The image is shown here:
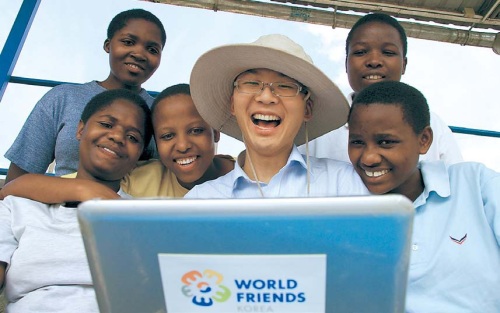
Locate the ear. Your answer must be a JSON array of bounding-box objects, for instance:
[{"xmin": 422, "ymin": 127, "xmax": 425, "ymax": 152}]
[
  {"xmin": 213, "ymin": 129, "xmax": 221, "ymax": 143},
  {"xmin": 402, "ymin": 57, "xmax": 408, "ymax": 75},
  {"xmin": 418, "ymin": 126, "xmax": 433, "ymax": 155},
  {"xmin": 103, "ymin": 39, "xmax": 110, "ymax": 53},
  {"xmin": 76, "ymin": 120, "xmax": 85, "ymax": 141},
  {"xmin": 303, "ymin": 96, "xmax": 313, "ymax": 122},
  {"xmin": 230, "ymin": 95, "xmax": 236, "ymax": 116}
]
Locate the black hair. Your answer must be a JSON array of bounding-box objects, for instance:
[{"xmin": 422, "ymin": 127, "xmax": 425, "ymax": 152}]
[
  {"xmin": 151, "ymin": 83, "xmax": 191, "ymax": 116},
  {"xmin": 107, "ymin": 8, "xmax": 167, "ymax": 47},
  {"xmin": 349, "ymin": 81, "xmax": 430, "ymax": 134},
  {"xmin": 346, "ymin": 13, "xmax": 408, "ymax": 57},
  {"xmin": 81, "ymin": 89, "xmax": 154, "ymax": 151}
]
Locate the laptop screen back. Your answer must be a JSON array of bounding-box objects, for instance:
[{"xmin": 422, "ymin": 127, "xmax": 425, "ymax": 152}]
[{"xmin": 78, "ymin": 195, "xmax": 414, "ymax": 313}]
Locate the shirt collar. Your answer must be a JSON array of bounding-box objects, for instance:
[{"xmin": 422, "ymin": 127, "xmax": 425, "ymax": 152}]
[
  {"xmin": 117, "ymin": 188, "xmax": 132, "ymax": 199},
  {"xmin": 231, "ymin": 146, "xmax": 307, "ymax": 188},
  {"xmin": 414, "ymin": 160, "xmax": 451, "ymax": 207}
]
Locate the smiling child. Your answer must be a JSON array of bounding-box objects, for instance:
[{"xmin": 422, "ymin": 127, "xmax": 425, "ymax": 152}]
[
  {"xmin": 348, "ymin": 80, "xmax": 500, "ymax": 313},
  {"xmin": 301, "ymin": 13, "xmax": 462, "ymax": 166},
  {"xmin": 0, "ymin": 89, "xmax": 153, "ymax": 312},
  {"xmin": 4, "ymin": 8, "xmax": 166, "ymax": 183},
  {"xmin": 1, "ymin": 84, "xmax": 234, "ymax": 201},
  {"xmin": 121, "ymin": 83, "xmax": 235, "ymax": 197}
]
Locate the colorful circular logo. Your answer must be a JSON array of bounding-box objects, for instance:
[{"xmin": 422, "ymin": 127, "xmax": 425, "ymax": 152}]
[{"xmin": 181, "ymin": 269, "xmax": 231, "ymax": 307}]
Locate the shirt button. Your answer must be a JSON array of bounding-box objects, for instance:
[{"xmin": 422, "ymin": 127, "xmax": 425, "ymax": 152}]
[{"xmin": 412, "ymin": 244, "xmax": 419, "ymax": 251}]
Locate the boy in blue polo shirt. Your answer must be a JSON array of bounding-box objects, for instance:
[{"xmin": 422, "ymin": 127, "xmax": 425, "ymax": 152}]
[{"xmin": 347, "ymin": 80, "xmax": 500, "ymax": 312}]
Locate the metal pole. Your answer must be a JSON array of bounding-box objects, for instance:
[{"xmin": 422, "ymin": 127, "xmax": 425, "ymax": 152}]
[{"xmin": 0, "ymin": 0, "xmax": 42, "ymax": 102}]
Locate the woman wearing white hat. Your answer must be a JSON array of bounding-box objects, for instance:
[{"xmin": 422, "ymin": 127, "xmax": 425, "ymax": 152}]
[{"xmin": 185, "ymin": 34, "xmax": 368, "ymax": 198}]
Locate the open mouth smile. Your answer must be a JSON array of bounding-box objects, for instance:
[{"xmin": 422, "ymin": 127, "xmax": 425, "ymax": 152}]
[
  {"xmin": 125, "ymin": 62, "xmax": 145, "ymax": 72},
  {"xmin": 364, "ymin": 169, "xmax": 390, "ymax": 177},
  {"xmin": 252, "ymin": 113, "xmax": 281, "ymax": 127},
  {"xmin": 98, "ymin": 145, "xmax": 122, "ymax": 158},
  {"xmin": 363, "ymin": 74, "xmax": 385, "ymax": 80},
  {"xmin": 175, "ymin": 156, "xmax": 197, "ymax": 166}
]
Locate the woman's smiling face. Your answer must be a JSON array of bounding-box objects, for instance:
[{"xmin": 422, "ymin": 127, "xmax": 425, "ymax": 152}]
[{"xmin": 154, "ymin": 94, "xmax": 219, "ymax": 189}]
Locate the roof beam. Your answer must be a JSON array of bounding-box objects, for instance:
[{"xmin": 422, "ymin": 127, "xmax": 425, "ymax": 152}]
[
  {"xmin": 146, "ymin": 0, "xmax": 499, "ymax": 54},
  {"xmin": 271, "ymin": 0, "xmax": 500, "ymax": 29}
]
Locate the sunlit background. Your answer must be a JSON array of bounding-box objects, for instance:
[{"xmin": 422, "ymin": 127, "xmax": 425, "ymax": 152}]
[{"xmin": 1, "ymin": 0, "xmax": 499, "ymax": 177}]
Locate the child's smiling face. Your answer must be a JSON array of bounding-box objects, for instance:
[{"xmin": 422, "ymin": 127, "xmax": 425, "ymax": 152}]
[
  {"xmin": 348, "ymin": 103, "xmax": 431, "ymax": 201},
  {"xmin": 104, "ymin": 18, "xmax": 163, "ymax": 89},
  {"xmin": 77, "ymin": 99, "xmax": 146, "ymax": 182},
  {"xmin": 153, "ymin": 94, "xmax": 219, "ymax": 189},
  {"xmin": 346, "ymin": 21, "xmax": 407, "ymax": 93}
]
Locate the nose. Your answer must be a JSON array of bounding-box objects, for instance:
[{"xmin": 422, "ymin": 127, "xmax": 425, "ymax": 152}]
[
  {"xmin": 130, "ymin": 46, "xmax": 147, "ymax": 62},
  {"xmin": 108, "ymin": 127, "xmax": 125, "ymax": 145},
  {"xmin": 365, "ymin": 51, "xmax": 382, "ymax": 68},
  {"xmin": 175, "ymin": 133, "xmax": 192, "ymax": 153},
  {"xmin": 360, "ymin": 145, "xmax": 382, "ymax": 167},
  {"xmin": 255, "ymin": 83, "xmax": 278, "ymax": 104}
]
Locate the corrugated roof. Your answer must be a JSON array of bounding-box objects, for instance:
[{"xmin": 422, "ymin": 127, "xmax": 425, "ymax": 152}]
[{"xmin": 146, "ymin": 0, "xmax": 500, "ymax": 54}]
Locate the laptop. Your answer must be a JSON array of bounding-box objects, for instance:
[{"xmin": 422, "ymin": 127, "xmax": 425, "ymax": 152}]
[{"xmin": 77, "ymin": 195, "xmax": 414, "ymax": 313}]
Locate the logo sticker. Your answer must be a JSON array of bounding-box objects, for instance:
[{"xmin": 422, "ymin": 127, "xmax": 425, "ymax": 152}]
[{"xmin": 158, "ymin": 254, "xmax": 326, "ymax": 313}]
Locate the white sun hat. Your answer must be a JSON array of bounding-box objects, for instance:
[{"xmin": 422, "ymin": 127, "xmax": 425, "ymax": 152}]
[{"xmin": 189, "ymin": 34, "xmax": 349, "ymax": 146}]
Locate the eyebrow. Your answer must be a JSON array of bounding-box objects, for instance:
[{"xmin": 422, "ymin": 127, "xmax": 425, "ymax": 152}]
[
  {"xmin": 121, "ymin": 32, "xmax": 161, "ymax": 47},
  {"xmin": 100, "ymin": 114, "xmax": 145, "ymax": 138}
]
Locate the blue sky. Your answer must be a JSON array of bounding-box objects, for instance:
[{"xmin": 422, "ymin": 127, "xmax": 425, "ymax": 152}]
[{"xmin": 1, "ymin": 0, "xmax": 499, "ymax": 171}]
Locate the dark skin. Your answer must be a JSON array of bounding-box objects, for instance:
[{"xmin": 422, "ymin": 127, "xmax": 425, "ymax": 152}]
[
  {"xmin": 0, "ymin": 262, "xmax": 5, "ymax": 289},
  {"xmin": 0, "ymin": 99, "xmax": 146, "ymax": 289},
  {"xmin": 5, "ymin": 18, "xmax": 163, "ymax": 184},
  {"xmin": 345, "ymin": 21, "xmax": 407, "ymax": 94}
]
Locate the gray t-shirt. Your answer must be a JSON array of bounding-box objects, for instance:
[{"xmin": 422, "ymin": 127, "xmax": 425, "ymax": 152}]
[{"xmin": 5, "ymin": 81, "xmax": 155, "ymax": 176}]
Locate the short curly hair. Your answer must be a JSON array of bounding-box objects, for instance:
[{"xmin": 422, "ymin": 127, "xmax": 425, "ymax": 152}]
[
  {"xmin": 350, "ymin": 81, "xmax": 430, "ymax": 134},
  {"xmin": 107, "ymin": 8, "xmax": 166, "ymax": 47},
  {"xmin": 81, "ymin": 89, "xmax": 153, "ymax": 151},
  {"xmin": 346, "ymin": 13, "xmax": 407, "ymax": 58}
]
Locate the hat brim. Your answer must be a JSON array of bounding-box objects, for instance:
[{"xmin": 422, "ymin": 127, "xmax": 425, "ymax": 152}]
[{"xmin": 190, "ymin": 43, "xmax": 349, "ymax": 146}]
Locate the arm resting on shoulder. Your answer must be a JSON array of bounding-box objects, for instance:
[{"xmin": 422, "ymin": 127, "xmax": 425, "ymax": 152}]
[
  {"xmin": 4, "ymin": 162, "xmax": 28, "ymax": 184},
  {"xmin": 0, "ymin": 174, "xmax": 120, "ymax": 203}
]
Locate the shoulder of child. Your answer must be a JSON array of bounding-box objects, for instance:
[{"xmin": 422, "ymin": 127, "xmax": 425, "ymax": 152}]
[
  {"xmin": 39, "ymin": 81, "xmax": 100, "ymax": 102},
  {"xmin": 214, "ymin": 154, "xmax": 236, "ymax": 174},
  {"xmin": 448, "ymin": 161, "xmax": 500, "ymax": 180},
  {"xmin": 128, "ymin": 159, "xmax": 164, "ymax": 174},
  {"xmin": 215, "ymin": 154, "xmax": 236, "ymax": 162}
]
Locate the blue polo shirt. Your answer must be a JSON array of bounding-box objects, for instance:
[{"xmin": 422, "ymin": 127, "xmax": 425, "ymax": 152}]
[
  {"xmin": 407, "ymin": 161, "xmax": 500, "ymax": 313},
  {"xmin": 185, "ymin": 146, "xmax": 369, "ymax": 198}
]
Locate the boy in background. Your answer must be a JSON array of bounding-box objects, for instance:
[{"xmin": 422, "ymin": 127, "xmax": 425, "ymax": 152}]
[{"xmin": 301, "ymin": 13, "xmax": 462, "ymax": 166}]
